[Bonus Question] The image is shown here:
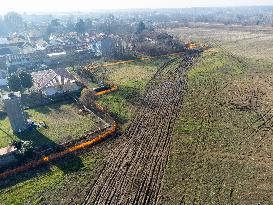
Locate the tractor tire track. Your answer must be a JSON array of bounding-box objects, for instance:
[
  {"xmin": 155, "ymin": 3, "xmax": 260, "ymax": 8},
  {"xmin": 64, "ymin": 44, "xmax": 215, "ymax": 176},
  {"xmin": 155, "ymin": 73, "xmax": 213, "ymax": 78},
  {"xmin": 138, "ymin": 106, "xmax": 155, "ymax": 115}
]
[{"xmin": 81, "ymin": 54, "xmax": 198, "ymax": 205}]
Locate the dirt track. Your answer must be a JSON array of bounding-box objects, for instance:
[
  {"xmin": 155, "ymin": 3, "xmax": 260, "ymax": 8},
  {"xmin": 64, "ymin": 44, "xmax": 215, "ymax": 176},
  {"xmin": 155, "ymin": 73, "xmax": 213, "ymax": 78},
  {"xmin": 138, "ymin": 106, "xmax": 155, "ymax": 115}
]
[{"xmin": 81, "ymin": 54, "xmax": 198, "ymax": 205}]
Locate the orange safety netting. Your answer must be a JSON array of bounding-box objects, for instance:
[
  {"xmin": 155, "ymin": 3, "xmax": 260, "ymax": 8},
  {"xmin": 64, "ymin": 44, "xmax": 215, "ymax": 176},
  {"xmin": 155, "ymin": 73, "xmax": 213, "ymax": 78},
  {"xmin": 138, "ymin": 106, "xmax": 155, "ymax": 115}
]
[{"xmin": 0, "ymin": 122, "xmax": 117, "ymax": 179}]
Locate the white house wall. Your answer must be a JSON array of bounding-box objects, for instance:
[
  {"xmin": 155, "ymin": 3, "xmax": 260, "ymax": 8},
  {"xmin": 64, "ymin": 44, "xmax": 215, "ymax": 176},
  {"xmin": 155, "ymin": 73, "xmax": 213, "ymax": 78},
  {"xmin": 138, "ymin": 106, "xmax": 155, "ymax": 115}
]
[{"xmin": 42, "ymin": 83, "xmax": 82, "ymax": 96}]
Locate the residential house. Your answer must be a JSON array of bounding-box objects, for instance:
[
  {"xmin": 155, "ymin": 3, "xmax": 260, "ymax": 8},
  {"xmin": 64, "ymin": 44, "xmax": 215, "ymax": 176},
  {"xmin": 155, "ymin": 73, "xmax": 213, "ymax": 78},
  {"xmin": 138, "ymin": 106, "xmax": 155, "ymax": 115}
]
[
  {"xmin": 35, "ymin": 39, "xmax": 48, "ymax": 51},
  {"xmin": 6, "ymin": 54, "xmax": 31, "ymax": 68},
  {"xmin": 0, "ymin": 46, "xmax": 20, "ymax": 57},
  {"xmin": 0, "ymin": 37, "xmax": 10, "ymax": 47},
  {"xmin": 7, "ymin": 34, "xmax": 26, "ymax": 47},
  {"xmin": 21, "ymin": 42, "xmax": 36, "ymax": 54},
  {"xmin": 31, "ymin": 68, "xmax": 83, "ymax": 96}
]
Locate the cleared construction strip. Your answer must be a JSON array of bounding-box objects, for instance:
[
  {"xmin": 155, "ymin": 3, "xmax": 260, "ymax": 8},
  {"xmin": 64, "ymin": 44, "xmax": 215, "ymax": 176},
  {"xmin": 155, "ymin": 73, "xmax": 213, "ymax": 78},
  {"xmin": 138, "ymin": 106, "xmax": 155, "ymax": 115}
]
[{"xmin": 81, "ymin": 54, "xmax": 198, "ymax": 205}]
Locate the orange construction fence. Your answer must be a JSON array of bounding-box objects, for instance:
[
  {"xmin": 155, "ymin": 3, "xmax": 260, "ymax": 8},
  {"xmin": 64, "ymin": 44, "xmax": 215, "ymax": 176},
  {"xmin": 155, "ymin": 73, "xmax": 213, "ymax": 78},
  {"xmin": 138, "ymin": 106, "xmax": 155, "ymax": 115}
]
[{"xmin": 0, "ymin": 122, "xmax": 117, "ymax": 179}]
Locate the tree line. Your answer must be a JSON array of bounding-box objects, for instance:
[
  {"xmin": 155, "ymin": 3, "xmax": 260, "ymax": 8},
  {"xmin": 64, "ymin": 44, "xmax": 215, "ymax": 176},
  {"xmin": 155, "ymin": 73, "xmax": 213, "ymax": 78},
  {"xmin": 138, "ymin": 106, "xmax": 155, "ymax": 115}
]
[{"xmin": 2, "ymin": 6, "xmax": 273, "ymax": 37}]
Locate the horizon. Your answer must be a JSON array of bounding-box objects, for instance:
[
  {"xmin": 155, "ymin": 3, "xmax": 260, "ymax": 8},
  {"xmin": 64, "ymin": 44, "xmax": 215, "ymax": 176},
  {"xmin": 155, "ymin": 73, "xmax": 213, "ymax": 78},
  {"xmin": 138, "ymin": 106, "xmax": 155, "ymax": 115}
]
[{"xmin": 1, "ymin": 0, "xmax": 273, "ymax": 15}]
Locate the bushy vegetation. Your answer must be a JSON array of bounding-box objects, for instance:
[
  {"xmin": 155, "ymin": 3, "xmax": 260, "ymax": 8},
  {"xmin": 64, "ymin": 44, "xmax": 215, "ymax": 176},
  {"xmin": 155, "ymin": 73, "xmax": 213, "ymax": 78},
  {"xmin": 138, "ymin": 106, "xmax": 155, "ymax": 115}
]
[{"xmin": 8, "ymin": 71, "xmax": 33, "ymax": 92}]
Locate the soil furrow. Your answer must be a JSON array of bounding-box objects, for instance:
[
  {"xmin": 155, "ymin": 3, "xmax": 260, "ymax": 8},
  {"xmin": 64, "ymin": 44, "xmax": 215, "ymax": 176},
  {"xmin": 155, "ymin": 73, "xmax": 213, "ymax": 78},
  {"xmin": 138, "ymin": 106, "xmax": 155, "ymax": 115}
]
[{"xmin": 81, "ymin": 54, "xmax": 198, "ymax": 205}]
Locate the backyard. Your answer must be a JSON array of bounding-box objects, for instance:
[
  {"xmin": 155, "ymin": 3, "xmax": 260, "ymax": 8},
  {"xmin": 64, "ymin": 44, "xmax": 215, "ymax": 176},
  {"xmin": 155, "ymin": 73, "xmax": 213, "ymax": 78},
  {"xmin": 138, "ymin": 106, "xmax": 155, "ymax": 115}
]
[{"xmin": 0, "ymin": 101, "xmax": 101, "ymax": 149}]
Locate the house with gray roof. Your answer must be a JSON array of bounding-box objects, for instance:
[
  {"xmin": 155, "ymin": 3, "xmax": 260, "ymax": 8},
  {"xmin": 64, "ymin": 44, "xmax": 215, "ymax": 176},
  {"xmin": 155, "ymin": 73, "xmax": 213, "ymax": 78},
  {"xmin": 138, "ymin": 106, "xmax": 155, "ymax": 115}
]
[{"xmin": 31, "ymin": 68, "xmax": 83, "ymax": 96}]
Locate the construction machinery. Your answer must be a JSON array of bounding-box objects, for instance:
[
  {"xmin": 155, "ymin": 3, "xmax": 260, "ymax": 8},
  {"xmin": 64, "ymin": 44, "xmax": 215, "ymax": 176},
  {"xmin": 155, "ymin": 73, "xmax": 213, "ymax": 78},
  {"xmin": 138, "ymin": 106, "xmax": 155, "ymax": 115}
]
[
  {"xmin": 186, "ymin": 42, "xmax": 198, "ymax": 49},
  {"xmin": 186, "ymin": 41, "xmax": 210, "ymax": 51}
]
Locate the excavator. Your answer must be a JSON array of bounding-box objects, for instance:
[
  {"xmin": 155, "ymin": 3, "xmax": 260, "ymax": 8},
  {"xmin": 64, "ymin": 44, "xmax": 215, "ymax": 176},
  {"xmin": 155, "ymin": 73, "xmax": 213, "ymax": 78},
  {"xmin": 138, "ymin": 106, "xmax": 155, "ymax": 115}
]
[
  {"xmin": 186, "ymin": 42, "xmax": 198, "ymax": 49},
  {"xmin": 186, "ymin": 41, "xmax": 217, "ymax": 53}
]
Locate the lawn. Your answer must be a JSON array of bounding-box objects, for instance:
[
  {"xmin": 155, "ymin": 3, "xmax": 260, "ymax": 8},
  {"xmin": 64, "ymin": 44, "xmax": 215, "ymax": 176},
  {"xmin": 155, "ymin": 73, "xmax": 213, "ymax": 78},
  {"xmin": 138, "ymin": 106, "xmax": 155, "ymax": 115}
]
[{"xmin": 0, "ymin": 101, "xmax": 101, "ymax": 148}]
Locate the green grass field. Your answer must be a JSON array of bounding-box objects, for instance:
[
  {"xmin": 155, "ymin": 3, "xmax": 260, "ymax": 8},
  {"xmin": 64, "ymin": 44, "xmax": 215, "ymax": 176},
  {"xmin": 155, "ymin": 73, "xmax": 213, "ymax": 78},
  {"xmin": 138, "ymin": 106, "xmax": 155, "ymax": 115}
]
[
  {"xmin": 0, "ymin": 151, "xmax": 104, "ymax": 205},
  {"xmin": 159, "ymin": 26, "xmax": 273, "ymax": 204},
  {"xmin": 0, "ymin": 101, "xmax": 100, "ymax": 148},
  {"xmin": 95, "ymin": 59, "xmax": 169, "ymax": 127}
]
